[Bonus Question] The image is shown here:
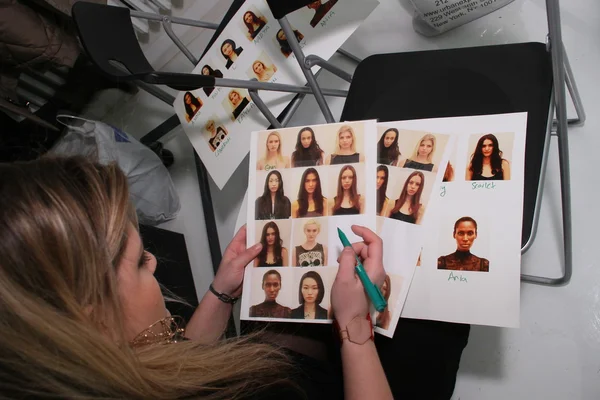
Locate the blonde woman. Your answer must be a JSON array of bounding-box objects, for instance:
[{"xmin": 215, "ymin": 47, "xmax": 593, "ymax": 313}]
[
  {"xmin": 397, "ymin": 133, "xmax": 438, "ymax": 172},
  {"xmin": 257, "ymin": 131, "xmax": 290, "ymax": 170},
  {"xmin": 228, "ymin": 89, "xmax": 250, "ymax": 120},
  {"xmin": 325, "ymin": 125, "xmax": 365, "ymax": 165},
  {"xmin": 252, "ymin": 60, "xmax": 277, "ymax": 82},
  {"xmin": 292, "ymin": 219, "xmax": 328, "ymax": 267},
  {"xmin": 0, "ymin": 156, "xmax": 396, "ymax": 399}
]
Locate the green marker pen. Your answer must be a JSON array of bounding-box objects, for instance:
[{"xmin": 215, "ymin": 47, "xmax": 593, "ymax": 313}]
[{"xmin": 337, "ymin": 228, "xmax": 387, "ymax": 312}]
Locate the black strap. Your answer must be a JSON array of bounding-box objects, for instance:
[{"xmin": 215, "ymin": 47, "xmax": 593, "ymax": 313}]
[{"xmin": 209, "ymin": 284, "xmax": 239, "ymax": 304}]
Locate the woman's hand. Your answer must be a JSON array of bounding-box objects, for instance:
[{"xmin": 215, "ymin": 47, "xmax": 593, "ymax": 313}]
[
  {"xmin": 331, "ymin": 225, "xmax": 385, "ymax": 326},
  {"xmin": 212, "ymin": 225, "xmax": 262, "ymax": 298}
]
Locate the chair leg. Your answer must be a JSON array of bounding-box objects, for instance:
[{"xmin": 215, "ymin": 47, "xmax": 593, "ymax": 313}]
[
  {"xmin": 562, "ymin": 46, "xmax": 587, "ymax": 126},
  {"xmin": 279, "ymin": 16, "xmax": 336, "ymax": 123},
  {"xmin": 248, "ymin": 89, "xmax": 283, "ymax": 128},
  {"xmin": 521, "ymin": 0, "xmax": 572, "ymax": 286}
]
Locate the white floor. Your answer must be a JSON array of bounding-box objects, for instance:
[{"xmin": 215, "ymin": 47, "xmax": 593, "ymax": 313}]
[{"xmin": 91, "ymin": 0, "xmax": 600, "ymax": 398}]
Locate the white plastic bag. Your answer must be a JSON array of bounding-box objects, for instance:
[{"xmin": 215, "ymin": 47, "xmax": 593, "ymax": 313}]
[
  {"xmin": 409, "ymin": 0, "xmax": 514, "ymax": 36},
  {"xmin": 51, "ymin": 115, "xmax": 180, "ymax": 225}
]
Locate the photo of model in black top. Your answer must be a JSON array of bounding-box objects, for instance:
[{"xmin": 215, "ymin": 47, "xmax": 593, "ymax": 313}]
[
  {"xmin": 204, "ymin": 120, "xmax": 228, "ymax": 152},
  {"xmin": 292, "ymin": 168, "xmax": 328, "ymax": 218},
  {"xmin": 377, "ymin": 128, "xmax": 402, "ymax": 166},
  {"xmin": 243, "ymin": 10, "xmax": 266, "ymax": 40},
  {"xmin": 397, "ymin": 133, "xmax": 438, "ymax": 172},
  {"xmin": 329, "ymin": 165, "xmax": 364, "ymax": 216},
  {"xmin": 291, "ymin": 127, "xmax": 324, "ymax": 167},
  {"xmin": 438, "ymin": 216, "xmax": 489, "ymax": 272},
  {"xmin": 307, "ymin": 0, "xmax": 338, "ymax": 27},
  {"xmin": 292, "ymin": 219, "xmax": 328, "ymax": 267},
  {"xmin": 254, "ymin": 221, "xmax": 289, "ymax": 267},
  {"xmin": 276, "ymin": 28, "xmax": 304, "ymax": 58},
  {"xmin": 255, "ymin": 170, "xmax": 291, "ymax": 220},
  {"xmin": 376, "ymin": 165, "xmax": 391, "ymax": 217},
  {"xmin": 220, "ymin": 39, "xmax": 243, "ymax": 69},
  {"xmin": 325, "ymin": 125, "xmax": 365, "ymax": 165},
  {"xmin": 466, "ymin": 134, "xmax": 511, "ymax": 181},
  {"xmin": 291, "ymin": 271, "xmax": 328, "ymax": 319},
  {"xmin": 183, "ymin": 92, "xmax": 202, "ymax": 123},
  {"xmin": 227, "ymin": 89, "xmax": 250, "ymax": 119},
  {"xmin": 386, "ymin": 171, "xmax": 425, "ymax": 224},
  {"xmin": 200, "ymin": 65, "xmax": 223, "ymax": 96}
]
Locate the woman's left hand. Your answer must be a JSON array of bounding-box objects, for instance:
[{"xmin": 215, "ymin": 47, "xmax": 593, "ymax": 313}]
[{"xmin": 212, "ymin": 225, "xmax": 262, "ymax": 298}]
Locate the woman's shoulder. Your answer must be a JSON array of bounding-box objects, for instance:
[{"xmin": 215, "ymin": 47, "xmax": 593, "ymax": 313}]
[{"xmin": 290, "ymin": 306, "xmax": 304, "ymax": 318}]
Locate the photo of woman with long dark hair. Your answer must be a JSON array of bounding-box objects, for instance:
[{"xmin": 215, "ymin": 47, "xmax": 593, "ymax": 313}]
[
  {"xmin": 292, "ymin": 219, "xmax": 328, "ymax": 267},
  {"xmin": 329, "ymin": 165, "xmax": 363, "ymax": 216},
  {"xmin": 376, "ymin": 274, "xmax": 391, "ymax": 329},
  {"xmin": 466, "ymin": 134, "xmax": 511, "ymax": 181},
  {"xmin": 387, "ymin": 171, "xmax": 426, "ymax": 224},
  {"xmin": 257, "ymin": 131, "xmax": 290, "ymax": 170},
  {"xmin": 243, "ymin": 10, "xmax": 267, "ymax": 40},
  {"xmin": 220, "ymin": 39, "xmax": 243, "ymax": 69},
  {"xmin": 276, "ymin": 28, "xmax": 304, "ymax": 58},
  {"xmin": 255, "ymin": 170, "xmax": 291, "ymax": 220},
  {"xmin": 254, "ymin": 221, "xmax": 288, "ymax": 267},
  {"xmin": 183, "ymin": 92, "xmax": 203, "ymax": 122},
  {"xmin": 397, "ymin": 133, "xmax": 437, "ymax": 172},
  {"xmin": 377, "ymin": 128, "xmax": 402, "ymax": 165},
  {"xmin": 376, "ymin": 165, "xmax": 390, "ymax": 217},
  {"xmin": 325, "ymin": 125, "xmax": 365, "ymax": 165},
  {"xmin": 291, "ymin": 271, "xmax": 328, "ymax": 319},
  {"xmin": 292, "ymin": 168, "xmax": 328, "ymax": 218},
  {"xmin": 200, "ymin": 65, "xmax": 223, "ymax": 96},
  {"xmin": 291, "ymin": 127, "xmax": 324, "ymax": 167}
]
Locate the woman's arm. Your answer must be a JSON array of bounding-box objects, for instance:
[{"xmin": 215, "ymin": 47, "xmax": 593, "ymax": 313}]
[
  {"xmin": 323, "ymin": 198, "xmax": 329, "ymax": 216},
  {"xmin": 359, "ymin": 153, "xmax": 365, "ymax": 162},
  {"xmin": 322, "ymin": 244, "xmax": 328, "ymax": 266},
  {"xmin": 185, "ymin": 227, "xmax": 261, "ymax": 343},
  {"xmin": 254, "ymin": 257, "xmax": 259, "ymax": 267},
  {"xmin": 282, "ymin": 248, "xmax": 289, "ymax": 266},
  {"xmin": 503, "ymin": 159, "xmax": 511, "ymax": 180},
  {"xmin": 257, "ymin": 159, "xmax": 264, "ymax": 170},
  {"xmin": 325, "ymin": 154, "xmax": 332, "ymax": 165},
  {"xmin": 291, "ymin": 247, "xmax": 297, "ymax": 267},
  {"xmin": 291, "ymin": 201, "xmax": 299, "ymax": 218},
  {"xmin": 359, "ymin": 195, "xmax": 365, "ymax": 214},
  {"xmin": 284, "ymin": 156, "xmax": 290, "ymax": 168},
  {"xmin": 319, "ymin": 151, "xmax": 325, "ymax": 165},
  {"xmin": 396, "ymin": 159, "xmax": 406, "ymax": 168},
  {"xmin": 432, "ymin": 164, "xmax": 439, "ymax": 173},
  {"xmin": 465, "ymin": 165, "xmax": 473, "ymax": 180},
  {"xmin": 379, "ymin": 198, "xmax": 389, "ymax": 217},
  {"xmin": 416, "ymin": 204, "xmax": 425, "ymax": 225},
  {"xmin": 328, "ymin": 198, "xmax": 334, "ymax": 216}
]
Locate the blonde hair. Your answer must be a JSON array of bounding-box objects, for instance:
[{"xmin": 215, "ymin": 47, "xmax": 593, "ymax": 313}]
[
  {"xmin": 303, "ymin": 219, "xmax": 321, "ymax": 233},
  {"xmin": 335, "ymin": 125, "xmax": 356, "ymax": 153},
  {"xmin": 411, "ymin": 133, "xmax": 436, "ymax": 163},
  {"xmin": 228, "ymin": 89, "xmax": 243, "ymax": 106},
  {"xmin": 265, "ymin": 131, "xmax": 284, "ymax": 162},
  {"xmin": 0, "ymin": 156, "xmax": 293, "ymax": 399}
]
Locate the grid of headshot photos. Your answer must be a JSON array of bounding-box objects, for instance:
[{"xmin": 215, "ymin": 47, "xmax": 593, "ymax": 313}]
[
  {"xmin": 242, "ymin": 120, "xmax": 377, "ymax": 323},
  {"xmin": 172, "ymin": 0, "xmax": 379, "ymax": 189}
]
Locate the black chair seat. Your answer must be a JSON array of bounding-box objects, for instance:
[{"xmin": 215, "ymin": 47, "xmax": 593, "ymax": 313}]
[{"xmin": 341, "ymin": 42, "xmax": 553, "ymax": 249}]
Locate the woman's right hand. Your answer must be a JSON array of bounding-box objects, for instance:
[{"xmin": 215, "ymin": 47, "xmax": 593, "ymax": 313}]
[{"xmin": 331, "ymin": 225, "xmax": 385, "ymax": 327}]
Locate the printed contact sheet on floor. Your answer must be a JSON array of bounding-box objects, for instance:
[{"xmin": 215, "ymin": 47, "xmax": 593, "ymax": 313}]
[{"xmin": 172, "ymin": 0, "xmax": 380, "ymax": 189}]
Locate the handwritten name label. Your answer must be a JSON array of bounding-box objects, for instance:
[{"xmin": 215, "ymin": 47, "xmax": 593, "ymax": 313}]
[
  {"xmin": 236, "ymin": 103, "xmax": 255, "ymax": 124},
  {"xmin": 210, "ymin": 87, "xmax": 222, "ymax": 100},
  {"xmin": 253, "ymin": 24, "xmax": 270, "ymax": 44},
  {"xmin": 265, "ymin": 164, "xmax": 276, "ymax": 171},
  {"xmin": 320, "ymin": 11, "xmax": 335, "ymax": 27},
  {"xmin": 448, "ymin": 272, "xmax": 468, "ymax": 282},
  {"xmin": 472, "ymin": 182, "xmax": 496, "ymax": 190},
  {"xmin": 440, "ymin": 185, "xmax": 446, "ymax": 197},
  {"xmin": 214, "ymin": 135, "xmax": 231, "ymax": 157}
]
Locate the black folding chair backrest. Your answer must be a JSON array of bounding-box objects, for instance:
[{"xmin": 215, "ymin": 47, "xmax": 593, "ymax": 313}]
[
  {"xmin": 341, "ymin": 43, "xmax": 553, "ymax": 248},
  {"xmin": 71, "ymin": 2, "xmax": 154, "ymax": 79}
]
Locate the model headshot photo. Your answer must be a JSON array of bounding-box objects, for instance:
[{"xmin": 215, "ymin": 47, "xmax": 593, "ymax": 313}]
[
  {"xmin": 387, "ymin": 171, "xmax": 425, "ymax": 224},
  {"xmin": 466, "ymin": 133, "xmax": 512, "ymax": 181},
  {"xmin": 375, "ymin": 274, "xmax": 391, "ymax": 330},
  {"xmin": 275, "ymin": 28, "xmax": 304, "ymax": 58},
  {"xmin": 255, "ymin": 170, "xmax": 291, "ymax": 220},
  {"xmin": 200, "ymin": 64, "xmax": 223, "ymax": 96},
  {"xmin": 242, "ymin": 10, "xmax": 267, "ymax": 40},
  {"xmin": 226, "ymin": 89, "xmax": 251, "ymax": 120},
  {"xmin": 256, "ymin": 131, "xmax": 291, "ymax": 170},
  {"xmin": 249, "ymin": 270, "xmax": 291, "ymax": 318},
  {"xmin": 291, "ymin": 168, "xmax": 328, "ymax": 218},
  {"xmin": 290, "ymin": 271, "xmax": 328, "ymax": 319},
  {"xmin": 307, "ymin": 0, "xmax": 338, "ymax": 27},
  {"xmin": 183, "ymin": 91, "xmax": 203, "ymax": 123},
  {"xmin": 438, "ymin": 216, "xmax": 489, "ymax": 272},
  {"xmin": 220, "ymin": 39, "xmax": 243, "ymax": 69},
  {"xmin": 251, "ymin": 59, "xmax": 277, "ymax": 82},
  {"xmin": 325, "ymin": 125, "xmax": 365, "ymax": 165},
  {"xmin": 397, "ymin": 133, "xmax": 438, "ymax": 172},
  {"xmin": 293, "ymin": 219, "xmax": 328, "ymax": 267},
  {"xmin": 204, "ymin": 119, "xmax": 228, "ymax": 152},
  {"xmin": 290, "ymin": 127, "xmax": 324, "ymax": 167},
  {"xmin": 329, "ymin": 165, "xmax": 364, "ymax": 216},
  {"xmin": 254, "ymin": 222, "xmax": 289, "ymax": 267},
  {"xmin": 377, "ymin": 165, "xmax": 390, "ymax": 217},
  {"xmin": 377, "ymin": 128, "xmax": 402, "ymax": 166}
]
